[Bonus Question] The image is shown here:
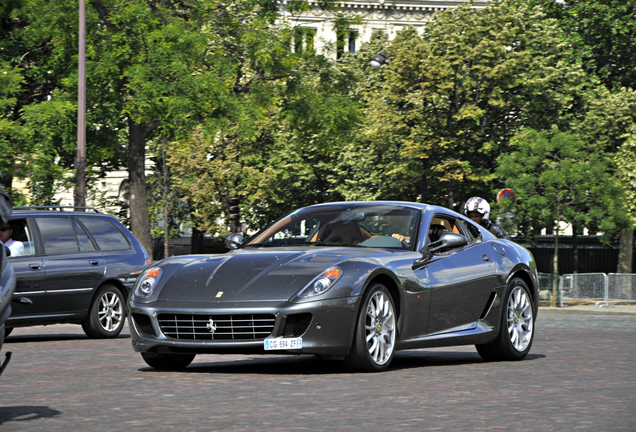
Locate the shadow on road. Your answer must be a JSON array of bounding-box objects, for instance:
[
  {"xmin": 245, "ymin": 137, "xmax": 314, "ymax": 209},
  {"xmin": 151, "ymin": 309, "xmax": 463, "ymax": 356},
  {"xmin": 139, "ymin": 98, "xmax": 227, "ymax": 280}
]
[
  {"xmin": 137, "ymin": 350, "xmax": 546, "ymax": 375},
  {"xmin": 0, "ymin": 406, "xmax": 62, "ymax": 425}
]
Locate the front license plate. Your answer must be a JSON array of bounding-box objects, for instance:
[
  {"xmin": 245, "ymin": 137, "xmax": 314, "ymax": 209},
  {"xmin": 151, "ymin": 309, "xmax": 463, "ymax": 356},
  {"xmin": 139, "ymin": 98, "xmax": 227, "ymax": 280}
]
[{"xmin": 264, "ymin": 337, "xmax": 302, "ymax": 350}]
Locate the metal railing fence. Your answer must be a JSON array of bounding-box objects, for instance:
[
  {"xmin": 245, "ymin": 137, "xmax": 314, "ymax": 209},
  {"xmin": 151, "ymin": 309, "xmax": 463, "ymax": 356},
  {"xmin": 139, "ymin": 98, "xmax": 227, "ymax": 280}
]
[{"xmin": 555, "ymin": 273, "xmax": 636, "ymax": 307}]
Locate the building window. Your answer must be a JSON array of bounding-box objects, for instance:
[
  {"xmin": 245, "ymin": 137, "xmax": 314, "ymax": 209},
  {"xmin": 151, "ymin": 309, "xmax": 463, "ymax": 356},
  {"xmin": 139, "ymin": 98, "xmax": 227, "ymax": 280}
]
[
  {"xmin": 337, "ymin": 31, "xmax": 358, "ymax": 59},
  {"xmin": 293, "ymin": 27, "xmax": 316, "ymax": 54}
]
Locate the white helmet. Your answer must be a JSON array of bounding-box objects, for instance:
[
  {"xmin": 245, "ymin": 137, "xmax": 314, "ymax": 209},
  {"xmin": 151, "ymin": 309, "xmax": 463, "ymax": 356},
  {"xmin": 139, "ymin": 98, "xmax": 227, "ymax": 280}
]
[{"xmin": 464, "ymin": 197, "xmax": 491, "ymax": 221}]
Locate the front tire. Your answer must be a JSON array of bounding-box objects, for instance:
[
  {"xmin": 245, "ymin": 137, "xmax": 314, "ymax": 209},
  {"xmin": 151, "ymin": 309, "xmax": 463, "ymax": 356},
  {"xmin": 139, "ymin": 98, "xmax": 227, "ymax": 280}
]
[
  {"xmin": 141, "ymin": 353, "xmax": 195, "ymax": 370},
  {"xmin": 344, "ymin": 283, "xmax": 397, "ymax": 372},
  {"xmin": 81, "ymin": 284, "xmax": 126, "ymax": 339},
  {"xmin": 476, "ymin": 277, "xmax": 535, "ymax": 361}
]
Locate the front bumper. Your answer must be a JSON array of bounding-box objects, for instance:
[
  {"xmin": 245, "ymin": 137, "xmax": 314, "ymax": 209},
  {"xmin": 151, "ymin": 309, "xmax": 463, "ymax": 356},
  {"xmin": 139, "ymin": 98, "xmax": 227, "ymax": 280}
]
[{"xmin": 128, "ymin": 296, "xmax": 360, "ymax": 357}]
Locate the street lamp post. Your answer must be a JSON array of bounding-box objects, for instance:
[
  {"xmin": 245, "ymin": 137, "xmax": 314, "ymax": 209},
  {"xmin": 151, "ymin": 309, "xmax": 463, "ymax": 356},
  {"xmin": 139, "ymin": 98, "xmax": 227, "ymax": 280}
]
[{"xmin": 75, "ymin": 0, "xmax": 86, "ymax": 209}]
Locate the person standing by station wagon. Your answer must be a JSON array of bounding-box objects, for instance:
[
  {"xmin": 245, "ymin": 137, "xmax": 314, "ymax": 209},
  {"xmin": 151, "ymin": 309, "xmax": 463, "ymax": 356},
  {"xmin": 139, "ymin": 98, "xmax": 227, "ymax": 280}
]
[{"xmin": 464, "ymin": 196, "xmax": 510, "ymax": 240}]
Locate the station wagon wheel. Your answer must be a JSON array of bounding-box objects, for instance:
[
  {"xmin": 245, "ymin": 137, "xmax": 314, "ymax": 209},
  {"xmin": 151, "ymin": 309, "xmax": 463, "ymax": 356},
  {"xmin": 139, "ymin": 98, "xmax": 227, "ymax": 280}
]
[
  {"xmin": 81, "ymin": 284, "xmax": 126, "ymax": 339},
  {"xmin": 476, "ymin": 277, "xmax": 535, "ymax": 361},
  {"xmin": 344, "ymin": 283, "xmax": 397, "ymax": 372},
  {"xmin": 141, "ymin": 353, "xmax": 195, "ymax": 370}
]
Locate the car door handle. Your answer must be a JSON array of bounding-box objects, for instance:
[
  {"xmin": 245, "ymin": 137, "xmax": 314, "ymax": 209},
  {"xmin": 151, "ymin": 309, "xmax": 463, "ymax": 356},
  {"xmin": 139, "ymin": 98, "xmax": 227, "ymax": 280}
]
[
  {"xmin": 13, "ymin": 297, "xmax": 33, "ymax": 305},
  {"xmin": 29, "ymin": 264, "xmax": 42, "ymax": 271},
  {"xmin": 89, "ymin": 260, "xmax": 100, "ymax": 266},
  {"xmin": 482, "ymin": 254, "xmax": 490, "ymax": 262}
]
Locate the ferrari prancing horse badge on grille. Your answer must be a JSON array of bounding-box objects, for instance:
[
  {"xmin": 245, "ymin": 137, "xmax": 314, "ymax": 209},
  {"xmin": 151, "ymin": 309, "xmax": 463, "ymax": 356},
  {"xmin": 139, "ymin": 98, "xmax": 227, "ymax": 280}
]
[{"xmin": 206, "ymin": 319, "xmax": 217, "ymax": 336}]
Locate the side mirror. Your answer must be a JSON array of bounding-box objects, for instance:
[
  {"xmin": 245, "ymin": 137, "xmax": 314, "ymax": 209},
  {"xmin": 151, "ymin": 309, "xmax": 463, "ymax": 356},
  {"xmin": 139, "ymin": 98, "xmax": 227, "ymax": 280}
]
[
  {"xmin": 428, "ymin": 231, "xmax": 468, "ymax": 254},
  {"xmin": 224, "ymin": 233, "xmax": 244, "ymax": 250}
]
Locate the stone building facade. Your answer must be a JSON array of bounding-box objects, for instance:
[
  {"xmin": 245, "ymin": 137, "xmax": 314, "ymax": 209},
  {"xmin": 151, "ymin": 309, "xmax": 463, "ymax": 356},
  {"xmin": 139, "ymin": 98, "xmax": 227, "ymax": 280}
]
[{"xmin": 281, "ymin": 0, "xmax": 486, "ymax": 58}]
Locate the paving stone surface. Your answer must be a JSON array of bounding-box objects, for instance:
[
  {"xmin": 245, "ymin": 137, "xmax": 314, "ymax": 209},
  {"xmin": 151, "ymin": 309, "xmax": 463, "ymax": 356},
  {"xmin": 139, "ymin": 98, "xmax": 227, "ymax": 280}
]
[{"xmin": 0, "ymin": 308, "xmax": 635, "ymax": 431}]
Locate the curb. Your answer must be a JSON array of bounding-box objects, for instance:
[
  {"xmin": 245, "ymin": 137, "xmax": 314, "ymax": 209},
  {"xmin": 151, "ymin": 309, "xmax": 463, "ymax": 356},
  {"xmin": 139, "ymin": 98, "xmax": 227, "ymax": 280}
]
[{"xmin": 539, "ymin": 305, "xmax": 636, "ymax": 315}]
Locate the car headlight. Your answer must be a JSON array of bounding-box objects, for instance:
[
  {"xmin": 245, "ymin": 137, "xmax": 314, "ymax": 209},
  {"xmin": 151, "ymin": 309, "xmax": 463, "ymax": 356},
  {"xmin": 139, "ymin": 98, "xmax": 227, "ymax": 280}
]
[
  {"xmin": 134, "ymin": 267, "xmax": 163, "ymax": 298},
  {"xmin": 297, "ymin": 267, "xmax": 343, "ymax": 298}
]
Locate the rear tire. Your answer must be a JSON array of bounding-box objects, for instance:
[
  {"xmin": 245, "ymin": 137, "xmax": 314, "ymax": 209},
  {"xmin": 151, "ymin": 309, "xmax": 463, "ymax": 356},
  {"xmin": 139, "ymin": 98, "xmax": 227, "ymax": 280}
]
[
  {"xmin": 476, "ymin": 277, "xmax": 535, "ymax": 361},
  {"xmin": 82, "ymin": 284, "xmax": 126, "ymax": 339},
  {"xmin": 344, "ymin": 283, "xmax": 397, "ymax": 372},
  {"xmin": 141, "ymin": 353, "xmax": 195, "ymax": 370}
]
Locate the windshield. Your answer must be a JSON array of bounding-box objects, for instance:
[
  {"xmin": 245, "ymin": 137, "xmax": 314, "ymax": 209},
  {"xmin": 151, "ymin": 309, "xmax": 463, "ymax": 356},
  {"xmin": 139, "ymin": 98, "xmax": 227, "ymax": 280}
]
[{"xmin": 244, "ymin": 204, "xmax": 420, "ymax": 250}]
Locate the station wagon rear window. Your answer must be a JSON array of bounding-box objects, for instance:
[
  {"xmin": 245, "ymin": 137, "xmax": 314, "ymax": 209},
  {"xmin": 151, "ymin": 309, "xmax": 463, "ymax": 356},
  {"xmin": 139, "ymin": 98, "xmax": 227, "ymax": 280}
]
[{"xmin": 79, "ymin": 217, "xmax": 130, "ymax": 251}]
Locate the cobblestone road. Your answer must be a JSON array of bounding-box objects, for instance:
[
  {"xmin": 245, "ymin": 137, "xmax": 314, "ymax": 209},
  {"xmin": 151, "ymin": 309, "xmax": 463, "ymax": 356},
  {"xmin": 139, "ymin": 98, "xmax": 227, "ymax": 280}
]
[{"xmin": 1, "ymin": 309, "xmax": 635, "ymax": 431}]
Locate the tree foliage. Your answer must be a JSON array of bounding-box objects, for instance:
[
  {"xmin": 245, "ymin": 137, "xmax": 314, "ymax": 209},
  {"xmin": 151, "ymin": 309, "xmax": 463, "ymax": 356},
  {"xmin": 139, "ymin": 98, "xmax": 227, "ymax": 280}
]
[
  {"xmin": 3, "ymin": 0, "xmax": 636, "ymax": 256},
  {"xmin": 356, "ymin": 1, "xmax": 587, "ymax": 211},
  {"xmin": 168, "ymin": 45, "xmax": 362, "ymax": 235},
  {"xmin": 529, "ymin": 0, "xmax": 636, "ymax": 91},
  {"xmin": 497, "ymin": 128, "xmax": 626, "ymax": 240}
]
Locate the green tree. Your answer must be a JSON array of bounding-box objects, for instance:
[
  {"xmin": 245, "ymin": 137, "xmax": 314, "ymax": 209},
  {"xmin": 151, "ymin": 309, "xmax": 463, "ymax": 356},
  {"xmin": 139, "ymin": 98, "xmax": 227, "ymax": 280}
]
[
  {"xmin": 358, "ymin": 1, "xmax": 587, "ymax": 210},
  {"xmin": 571, "ymin": 88, "xmax": 636, "ymax": 272},
  {"xmin": 496, "ymin": 128, "xmax": 626, "ymax": 304},
  {"xmin": 3, "ymin": 0, "xmax": 352, "ymax": 252},
  {"xmin": 526, "ymin": 1, "xmax": 636, "ymax": 273},
  {"xmin": 529, "ymin": 0, "xmax": 636, "ymax": 91},
  {"xmin": 169, "ymin": 46, "xmax": 362, "ymax": 236},
  {"xmin": 1, "ymin": 0, "xmax": 127, "ymax": 204},
  {"xmin": 614, "ymin": 126, "xmax": 636, "ymax": 273}
]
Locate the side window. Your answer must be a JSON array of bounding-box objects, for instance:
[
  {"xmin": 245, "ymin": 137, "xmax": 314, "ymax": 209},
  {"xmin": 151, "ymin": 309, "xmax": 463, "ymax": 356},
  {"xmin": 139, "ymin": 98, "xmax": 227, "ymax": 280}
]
[
  {"xmin": 71, "ymin": 219, "xmax": 97, "ymax": 252},
  {"xmin": 35, "ymin": 217, "xmax": 80, "ymax": 255},
  {"xmin": 428, "ymin": 216, "xmax": 461, "ymax": 242},
  {"xmin": 427, "ymin": 215, "xmax": 472, "ymax": 253},
  {"xmin": 457, "ymin": 219, "xmax": 481, "ymax": 242},
  {"xmin": 78, "ymin": 217, "xmax": 130, "ymax": 251},
  {"xmin": 5, "ymin": 219, "xmax": 35, "ymax": 257}
]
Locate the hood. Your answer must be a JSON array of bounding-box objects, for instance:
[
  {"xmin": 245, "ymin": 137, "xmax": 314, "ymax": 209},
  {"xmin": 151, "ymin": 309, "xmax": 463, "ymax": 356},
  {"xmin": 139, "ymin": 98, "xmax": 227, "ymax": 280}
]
[{"xmin": 157, "ymin": 248, "xmax": 360, "ymax": 302}]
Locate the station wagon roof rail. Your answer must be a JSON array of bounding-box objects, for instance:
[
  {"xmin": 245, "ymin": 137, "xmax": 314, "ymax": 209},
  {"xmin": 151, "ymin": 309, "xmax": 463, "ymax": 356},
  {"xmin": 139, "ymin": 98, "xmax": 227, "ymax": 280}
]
[{"xmin": 13, "ymin": 206, "xmax": 103, "ymax": 213}]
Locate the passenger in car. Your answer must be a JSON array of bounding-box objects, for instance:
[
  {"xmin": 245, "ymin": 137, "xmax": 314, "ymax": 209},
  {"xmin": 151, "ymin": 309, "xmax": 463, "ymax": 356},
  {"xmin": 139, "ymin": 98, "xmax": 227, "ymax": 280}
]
[{"xmin": 0, "ymin": 223, "xmax": 25, "ymax": 257}]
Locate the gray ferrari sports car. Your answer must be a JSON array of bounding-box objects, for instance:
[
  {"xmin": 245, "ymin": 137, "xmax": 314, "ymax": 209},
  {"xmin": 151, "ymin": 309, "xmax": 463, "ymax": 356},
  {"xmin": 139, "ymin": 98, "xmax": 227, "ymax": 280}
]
[{"xmin": 128, "ymin": 201, "xmax": 538, "ymax": 372}]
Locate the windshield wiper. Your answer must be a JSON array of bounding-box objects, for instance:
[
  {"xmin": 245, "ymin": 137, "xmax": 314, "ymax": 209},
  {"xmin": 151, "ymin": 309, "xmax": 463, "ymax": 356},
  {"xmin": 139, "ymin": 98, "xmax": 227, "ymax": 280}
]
[
  {"xmin": 243, "ymin": 243, "xmax": 274, "ymax": 248},
  {"xmin": 304, "ymin": 241, "xmax": 358, "ymax": 247}
]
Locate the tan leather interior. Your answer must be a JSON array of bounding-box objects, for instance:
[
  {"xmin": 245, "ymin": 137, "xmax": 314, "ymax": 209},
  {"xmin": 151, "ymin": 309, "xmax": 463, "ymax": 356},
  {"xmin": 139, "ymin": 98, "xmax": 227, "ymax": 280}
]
[{"xmin": 316, "ymin": 222, "xmax": 367, "ymax": 245}]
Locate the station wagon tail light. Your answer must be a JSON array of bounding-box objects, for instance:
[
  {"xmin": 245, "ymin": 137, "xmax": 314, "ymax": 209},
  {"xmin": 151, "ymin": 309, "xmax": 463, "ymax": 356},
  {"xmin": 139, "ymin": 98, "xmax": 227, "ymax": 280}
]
[
  {"xmin": 134, "ymin": 267, "xmax": 163, "ymax": 298},
  {"xmin": 298, "ymin": 267, "xmax": 343, "ymax": 298}
]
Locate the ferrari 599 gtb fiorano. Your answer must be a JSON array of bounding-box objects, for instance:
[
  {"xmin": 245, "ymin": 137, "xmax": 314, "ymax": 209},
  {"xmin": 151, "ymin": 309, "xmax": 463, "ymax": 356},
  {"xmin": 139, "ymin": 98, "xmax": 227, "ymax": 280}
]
[{"xmin": 128, "ymin": 202, "xmax": 538, "ymax": 372}]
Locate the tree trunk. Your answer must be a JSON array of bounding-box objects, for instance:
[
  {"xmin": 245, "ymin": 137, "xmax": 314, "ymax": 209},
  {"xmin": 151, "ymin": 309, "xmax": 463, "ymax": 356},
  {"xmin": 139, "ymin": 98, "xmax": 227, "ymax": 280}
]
[
  {"xmin": 128, "ymin": 119, "xmax": 158, "ymax": 260},
  {"xmin": 419, "ymin": 159, "xmax": 428, "ymax": 202},
  {"xmin": 551, "ymin": 224, "xmax": 559, "ymax": 307},
  {"xmin": 162, "ymin": 146, "xmax": 170, "ymax": 259},
  {"xmin": 617, "ymin": 228, "xmax": 633, "ymax": 274},
  {"xmin": 572, "ymin": 224, "xmax": 579, "ymax": 274},
  {"xmin": 191, "ymin": 226, "xmax": 204, "ymax": 254}
]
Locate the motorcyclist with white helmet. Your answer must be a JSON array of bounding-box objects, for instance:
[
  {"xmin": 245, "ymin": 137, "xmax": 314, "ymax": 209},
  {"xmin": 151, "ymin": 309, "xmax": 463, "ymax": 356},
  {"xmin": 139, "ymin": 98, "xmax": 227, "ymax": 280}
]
[{"xmin": 464, "ymin": 197, "xmax": 510, "ymax": 240}]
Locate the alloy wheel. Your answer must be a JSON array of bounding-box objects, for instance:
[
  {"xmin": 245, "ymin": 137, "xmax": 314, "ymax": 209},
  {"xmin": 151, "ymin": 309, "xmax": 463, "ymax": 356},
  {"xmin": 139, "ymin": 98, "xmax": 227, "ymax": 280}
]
[
  {"xmin": 364, "ymin": 291, "xmax": 396, "ymax": 365},
  {"xmin": 507, "ymin": 285, "xmax": 533, "ymax": 352},
  {"xmin": 98, "ymin": 291, "xmax": 124, "ymax": 332}
]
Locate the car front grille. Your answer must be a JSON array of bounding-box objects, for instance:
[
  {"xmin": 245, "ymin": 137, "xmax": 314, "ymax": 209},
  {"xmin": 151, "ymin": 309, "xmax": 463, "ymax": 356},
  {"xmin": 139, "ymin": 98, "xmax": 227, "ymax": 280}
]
[
  {"xmin": 157, "ymin": 313, "xmax": 276, "ymax": 341},
  {"xmin": 283, "ymin": 313, "xmax": 312, "ymax": 337}
]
